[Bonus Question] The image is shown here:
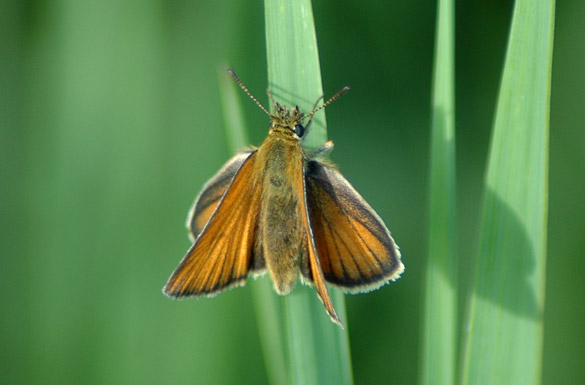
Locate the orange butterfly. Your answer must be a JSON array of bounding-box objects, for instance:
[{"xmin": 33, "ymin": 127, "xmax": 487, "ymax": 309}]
[{"xmin": 163, "ymin": 70, "xmax": 404, "ymax": 326}]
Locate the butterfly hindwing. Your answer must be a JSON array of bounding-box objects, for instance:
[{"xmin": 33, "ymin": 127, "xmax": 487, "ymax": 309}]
[
  {"xmin": 164, "ymin": 150, "xmax": 263, "ymax": 298},
  {"xmin": 187, "ymin": 149, "xmax": 256, "ymax": 240},
  {"xmin": 304, "ymin": 159, "xmax": 403, "ymax": 293}
]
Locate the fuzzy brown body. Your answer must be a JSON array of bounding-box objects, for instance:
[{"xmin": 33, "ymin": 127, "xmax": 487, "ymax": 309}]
[{"xmin": 256, "ymin": 126, "xmax": 307, "ymax": 294}]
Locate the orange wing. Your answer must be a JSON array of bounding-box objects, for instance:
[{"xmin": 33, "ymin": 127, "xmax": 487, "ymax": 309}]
[
  {"xmin": 186, "ymin": 150, "xmax": 256, "ymax": 240},
  {"xmin": 303, "ymin": 159, "xmax": 403, "ymax": 294},
  {"xmin": 164, "ymin": 150, "xmax": 263, "ymax": 298}
]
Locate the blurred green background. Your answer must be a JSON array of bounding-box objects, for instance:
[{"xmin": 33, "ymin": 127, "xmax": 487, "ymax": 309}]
[{"xmin": 1, "ymin": 1, "xmax": 582, "ymax": 384}]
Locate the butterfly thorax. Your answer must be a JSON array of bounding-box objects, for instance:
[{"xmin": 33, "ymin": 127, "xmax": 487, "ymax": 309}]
[{"xmin": 257, "ymin": 130, "xmax": 306, "ymax": 295}]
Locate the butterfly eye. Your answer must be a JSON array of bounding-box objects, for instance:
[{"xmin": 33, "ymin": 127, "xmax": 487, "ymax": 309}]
[{"xmin": 294, "ymin": 124, "xmax": 305, "ymax": 137}]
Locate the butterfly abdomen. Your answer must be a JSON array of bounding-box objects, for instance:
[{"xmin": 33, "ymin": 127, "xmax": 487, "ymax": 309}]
[{"xmin": 259, "ymin": 136, "xmax": 307, "ymax": 295}]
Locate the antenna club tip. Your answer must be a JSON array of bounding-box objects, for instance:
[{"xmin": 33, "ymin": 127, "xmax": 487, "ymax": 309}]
[{"xmin": 227, "ymin": 69, "xmax": 238, "ymax": 81}]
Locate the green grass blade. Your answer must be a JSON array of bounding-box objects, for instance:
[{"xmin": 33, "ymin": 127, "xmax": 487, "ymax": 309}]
[
  {"xmin": 250, "ymin": 277, "xmax": 288, "ymax": 385},
  {"xmin": 264, "ymin": 1, "xmax": 353, "ymax": 384},
  {"xmin": 420, "ymin": 0, "xmax": 457, "ymax": 383},
  {"xmin": 265, "ymin": 0, "xmax": 327, "ymax": 152},
  {"xmin": 462, "ymin": 0, "xmax": 555, "ymax": 384},
  {"xmin": 218, "ymin": 69, "xmax": 288, "ymax": 385}
]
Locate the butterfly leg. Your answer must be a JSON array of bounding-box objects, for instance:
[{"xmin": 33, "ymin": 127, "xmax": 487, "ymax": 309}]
[{"xmin": 308, "ymin": 140, "xmax": 334, "ymax": 159}]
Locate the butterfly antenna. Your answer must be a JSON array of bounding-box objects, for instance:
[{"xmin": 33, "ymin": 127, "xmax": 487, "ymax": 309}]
[
  {"xmin": 227, "ymin": 69, "xmax": 272, "ymax": 117},
  {"xmin": 303, "ymin": 86, "xmax": 350, "ymax": 121}
]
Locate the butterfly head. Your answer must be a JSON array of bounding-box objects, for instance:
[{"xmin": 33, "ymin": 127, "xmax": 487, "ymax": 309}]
[{"xmin": 270, "ymin": 103, "xmax": 306, "ymax": 138}]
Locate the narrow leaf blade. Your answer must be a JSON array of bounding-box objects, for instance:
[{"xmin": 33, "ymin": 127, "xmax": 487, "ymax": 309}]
[
  {"xmin": 421, "ymin": 0, "xmax": 458, "ymax": 383},
  {"xmin": 462, "ymin": 0, "xmax": 554, "ymax": 383}
]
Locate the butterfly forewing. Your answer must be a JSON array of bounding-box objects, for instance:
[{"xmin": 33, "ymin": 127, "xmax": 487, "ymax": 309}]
[
  {"xmin": 164, "ymin": 151, "xmax": 263, "ymax": 298},
  {"xmin": 296, "ymin": 162, "xmax": 342, "ymax": 326},
  {"xmin": 304, "ymin": 159, "xmax": 403, "ymax": 293},
  {"xmin": 187, "ymin": 150, "xmax": 256, "ymax": 240}
]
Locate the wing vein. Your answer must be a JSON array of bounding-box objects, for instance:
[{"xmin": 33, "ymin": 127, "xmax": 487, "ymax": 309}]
[{"xmin": 332, "ymin": 223, "xmax": 362, "ymax": 280}]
